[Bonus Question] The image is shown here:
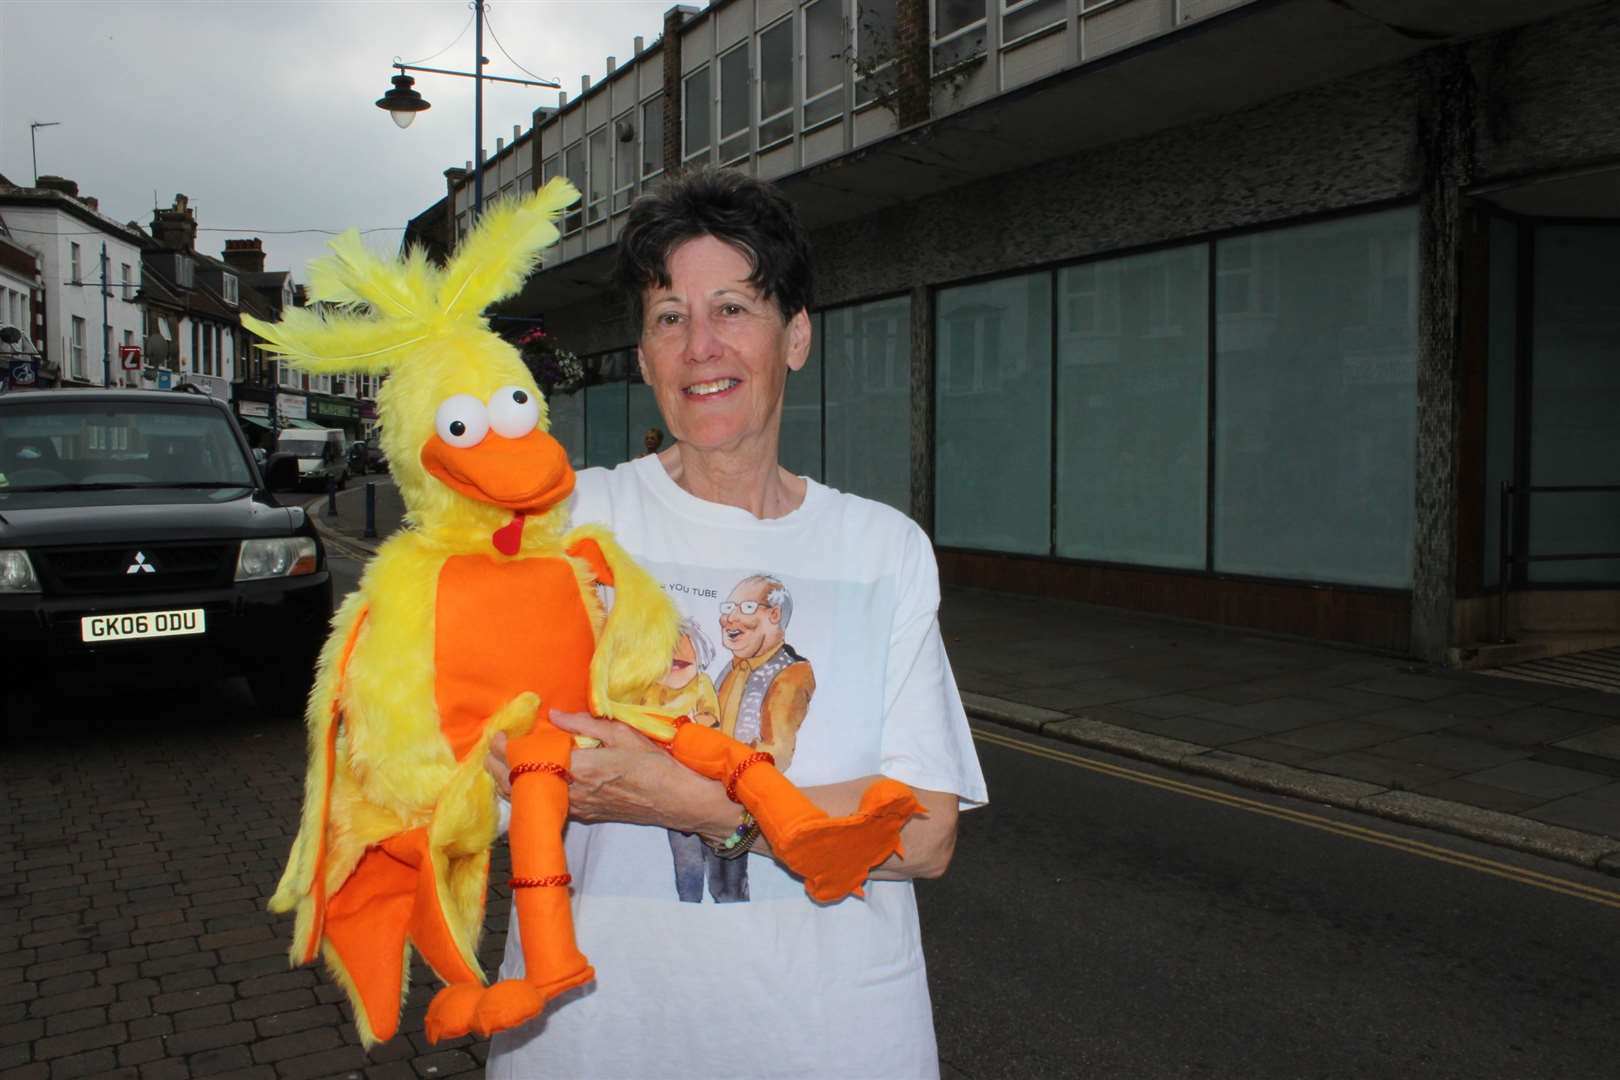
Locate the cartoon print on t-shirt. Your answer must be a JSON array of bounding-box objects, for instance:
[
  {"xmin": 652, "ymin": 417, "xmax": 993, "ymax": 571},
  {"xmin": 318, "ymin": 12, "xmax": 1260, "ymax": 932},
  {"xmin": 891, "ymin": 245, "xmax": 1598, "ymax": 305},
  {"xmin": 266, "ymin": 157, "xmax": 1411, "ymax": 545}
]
[{"xmin": 656, "ymin": 573, "xmax": 817, "ymax": 904}]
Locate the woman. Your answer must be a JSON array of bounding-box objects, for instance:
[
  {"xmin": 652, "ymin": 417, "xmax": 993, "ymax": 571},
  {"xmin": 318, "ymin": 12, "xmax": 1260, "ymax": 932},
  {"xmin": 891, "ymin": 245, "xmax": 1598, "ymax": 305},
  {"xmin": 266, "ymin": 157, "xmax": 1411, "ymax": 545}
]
[{"xmin": 487, "ymin": 168, "xmax": 987, "ymax": 1079}]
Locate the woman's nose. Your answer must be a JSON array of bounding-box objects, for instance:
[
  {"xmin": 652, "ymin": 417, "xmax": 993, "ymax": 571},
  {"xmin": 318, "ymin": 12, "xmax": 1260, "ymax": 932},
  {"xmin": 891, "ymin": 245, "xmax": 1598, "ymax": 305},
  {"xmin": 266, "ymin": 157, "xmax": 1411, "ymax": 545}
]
[{"xmin": 683, "ymin": 312, "xmax": 722, "ymax": 364}]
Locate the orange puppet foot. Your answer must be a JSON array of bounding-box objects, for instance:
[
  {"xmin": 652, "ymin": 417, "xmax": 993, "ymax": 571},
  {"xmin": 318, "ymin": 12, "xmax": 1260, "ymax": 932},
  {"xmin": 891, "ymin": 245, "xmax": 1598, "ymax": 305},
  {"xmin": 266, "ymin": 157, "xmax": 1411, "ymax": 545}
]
[
  {"xmin": 424, "ymin": 983, "xmax": 485, "ymax": 1043},
  {"xmin": 770, "ymin": 778, "xmax": 925, "ymax": 903},
  {"xmin": 470, "ymin": 966, "xmax": 596, "ymax": 1038}
]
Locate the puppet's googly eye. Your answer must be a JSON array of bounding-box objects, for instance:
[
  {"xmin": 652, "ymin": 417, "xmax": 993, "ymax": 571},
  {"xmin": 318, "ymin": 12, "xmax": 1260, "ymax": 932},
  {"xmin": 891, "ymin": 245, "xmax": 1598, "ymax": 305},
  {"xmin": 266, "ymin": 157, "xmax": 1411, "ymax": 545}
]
[
  {"xmin": 435, "ymin": 395, "xmax": 489, "ymax": 448},
  {"xmin": 487, "ymin": 385, "xmax": 540, "ymax": 439}
]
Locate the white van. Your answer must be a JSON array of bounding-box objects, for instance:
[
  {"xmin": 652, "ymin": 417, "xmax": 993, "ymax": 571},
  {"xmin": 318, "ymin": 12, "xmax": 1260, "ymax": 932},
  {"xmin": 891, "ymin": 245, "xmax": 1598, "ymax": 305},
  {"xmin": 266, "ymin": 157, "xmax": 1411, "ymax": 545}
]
[{"xmin": 275, "ymin": 428, "xmax": 348, "ymax": 489}]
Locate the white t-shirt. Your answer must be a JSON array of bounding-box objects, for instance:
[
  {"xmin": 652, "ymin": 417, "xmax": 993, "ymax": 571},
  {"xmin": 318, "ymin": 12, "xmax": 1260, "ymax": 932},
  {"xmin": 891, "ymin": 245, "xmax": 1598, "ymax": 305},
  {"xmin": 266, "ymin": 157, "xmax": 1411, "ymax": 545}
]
[{"xmin": 487, "ymin": 455, "xmax": 988, "ymax": 1080}]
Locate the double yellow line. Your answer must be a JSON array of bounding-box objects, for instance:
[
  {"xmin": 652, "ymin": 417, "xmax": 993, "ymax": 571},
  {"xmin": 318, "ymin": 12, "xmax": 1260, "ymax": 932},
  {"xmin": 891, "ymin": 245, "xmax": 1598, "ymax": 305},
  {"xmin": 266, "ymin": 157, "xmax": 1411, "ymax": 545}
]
[{"xmin": 972, "ymin": 726, "xmax": 1620, "ymax": 911}]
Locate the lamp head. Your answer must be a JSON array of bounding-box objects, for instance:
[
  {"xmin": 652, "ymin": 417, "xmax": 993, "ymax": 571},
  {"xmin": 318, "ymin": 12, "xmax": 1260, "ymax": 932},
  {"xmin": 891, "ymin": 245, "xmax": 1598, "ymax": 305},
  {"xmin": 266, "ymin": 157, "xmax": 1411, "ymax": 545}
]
[{"xmin": 376, "ymin": 73, "xmax": 430, "ymax": 128}]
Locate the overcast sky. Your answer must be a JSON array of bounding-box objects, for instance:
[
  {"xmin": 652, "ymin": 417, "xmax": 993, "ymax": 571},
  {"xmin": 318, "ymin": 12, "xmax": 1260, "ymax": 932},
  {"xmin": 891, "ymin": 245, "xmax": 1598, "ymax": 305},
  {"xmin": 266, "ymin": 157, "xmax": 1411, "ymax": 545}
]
[{"xmin": 1, "ymin": 0, "xmax": 672, "ymax": 277}]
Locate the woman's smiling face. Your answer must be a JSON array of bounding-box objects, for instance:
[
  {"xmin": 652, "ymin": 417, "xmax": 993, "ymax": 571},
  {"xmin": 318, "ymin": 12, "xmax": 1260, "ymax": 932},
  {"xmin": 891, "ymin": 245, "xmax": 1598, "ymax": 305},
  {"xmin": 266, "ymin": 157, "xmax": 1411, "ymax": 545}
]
[{"xmin": 637, "ymin": 236, "xmax": 810, "ymax": 456}]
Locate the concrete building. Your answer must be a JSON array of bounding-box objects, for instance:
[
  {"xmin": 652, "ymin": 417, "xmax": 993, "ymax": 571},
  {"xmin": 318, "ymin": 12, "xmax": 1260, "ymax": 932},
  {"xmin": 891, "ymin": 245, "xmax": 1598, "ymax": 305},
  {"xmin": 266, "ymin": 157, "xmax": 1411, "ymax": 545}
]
[
  {"xmin": 0, "ymin": 177, "xmax": 145, "ymax": 389},
  {"xmin": 0, "ymin": 218, "xmax": 44, "ymax": 388},
  {"xmin": 415, "ymin": 0, "xmax": 1620, "ymax": 662}
]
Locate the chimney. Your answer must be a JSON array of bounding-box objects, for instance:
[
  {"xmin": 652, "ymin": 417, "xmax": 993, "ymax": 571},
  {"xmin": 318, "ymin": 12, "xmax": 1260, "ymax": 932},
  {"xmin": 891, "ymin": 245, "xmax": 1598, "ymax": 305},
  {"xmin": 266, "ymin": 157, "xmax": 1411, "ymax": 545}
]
[
  {"xmin": 222, "ymin": 238, "xmax": 266, "ymax": 274},
  {"xmin": 152, "ymin": 194, "xmax": 198, "ymax": 253},
  {"xmin": 513, "ymin": 124, "xmax": 522, "ymax": 142},
  {"xmin": 34, "ymin": 175, "xmax": 79, "ymax": 198},
  {"xmin": 634, "ymin": 35, "xmax": 645, "ymax": 54},
  {"xmin": 581, "ymin": 74, "xmax": 590, "ymax": 96},
  {"xmin": 81, "ymin": 196, "xmax": 99, "ymax": 212},
  {"xmin": 607, "ymin": 56, "xmax": 616, "ymax": 75}
]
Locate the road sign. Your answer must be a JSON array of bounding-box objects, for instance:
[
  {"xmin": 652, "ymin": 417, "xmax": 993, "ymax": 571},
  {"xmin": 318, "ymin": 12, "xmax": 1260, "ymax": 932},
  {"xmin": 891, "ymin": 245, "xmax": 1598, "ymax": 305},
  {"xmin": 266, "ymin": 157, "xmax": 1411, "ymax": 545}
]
[{"xmin": 118, "ymin": 344, "xmax": 142, "ymax": 370}]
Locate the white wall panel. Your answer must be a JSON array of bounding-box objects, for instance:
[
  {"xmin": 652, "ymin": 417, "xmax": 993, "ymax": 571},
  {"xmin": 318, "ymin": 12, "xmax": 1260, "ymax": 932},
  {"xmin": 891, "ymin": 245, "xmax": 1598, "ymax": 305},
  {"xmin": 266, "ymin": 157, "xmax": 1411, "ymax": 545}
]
[{"xmin": 1083, "ymin": 0, "xmax": 1173, "ymax": 60}]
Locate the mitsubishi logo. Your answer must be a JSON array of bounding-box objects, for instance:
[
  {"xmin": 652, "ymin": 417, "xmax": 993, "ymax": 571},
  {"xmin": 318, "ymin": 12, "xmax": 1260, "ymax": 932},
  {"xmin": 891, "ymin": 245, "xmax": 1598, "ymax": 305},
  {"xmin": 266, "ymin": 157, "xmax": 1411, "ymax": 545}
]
[{"xmin": 126, "ymin": 552, "xmax": 156, "ymax": 575}]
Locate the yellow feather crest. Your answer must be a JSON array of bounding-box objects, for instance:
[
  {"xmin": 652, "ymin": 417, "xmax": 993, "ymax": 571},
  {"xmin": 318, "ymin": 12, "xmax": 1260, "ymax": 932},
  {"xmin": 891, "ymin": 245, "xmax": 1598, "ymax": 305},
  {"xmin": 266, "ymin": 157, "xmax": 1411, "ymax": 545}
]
[{"xmin": 241, "ymin": 177, "xmax": 579, "ymax": 377}]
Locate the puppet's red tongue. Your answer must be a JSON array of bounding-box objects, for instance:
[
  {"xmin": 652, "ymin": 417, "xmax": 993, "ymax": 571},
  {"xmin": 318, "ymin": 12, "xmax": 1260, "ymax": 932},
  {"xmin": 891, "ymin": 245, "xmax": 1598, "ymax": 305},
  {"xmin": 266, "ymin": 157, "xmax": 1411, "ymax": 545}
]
[{"xmin": 492, "ymin": 512, "xmax": 526, "ymax": 556}]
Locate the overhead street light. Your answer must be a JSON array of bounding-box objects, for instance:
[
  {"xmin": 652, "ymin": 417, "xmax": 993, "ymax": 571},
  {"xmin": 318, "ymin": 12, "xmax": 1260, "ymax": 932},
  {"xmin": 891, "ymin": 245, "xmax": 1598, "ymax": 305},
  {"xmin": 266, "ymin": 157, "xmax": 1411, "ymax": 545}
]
[
  {"xmin": 377, "ymin": 74, "xmax": 429, "ymax": 129},
  {"xmin": 374, "ymin": 3, "xmax": 560, "ymax": 220}
]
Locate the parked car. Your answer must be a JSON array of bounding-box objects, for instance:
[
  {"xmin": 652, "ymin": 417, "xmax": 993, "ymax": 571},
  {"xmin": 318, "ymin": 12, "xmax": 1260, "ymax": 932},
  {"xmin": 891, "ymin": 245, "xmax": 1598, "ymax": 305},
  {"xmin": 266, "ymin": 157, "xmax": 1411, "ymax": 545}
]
[
  {"xmin": 275, "ymin": 427, "xmax": 349, "ymax": 490},
  {"xmin": 0, "ymin": 389, "xmax": 333, "ymax": 719},
  {"xmin": 349, "ymin": 437, "xmax": 387, "ymax": 474}
]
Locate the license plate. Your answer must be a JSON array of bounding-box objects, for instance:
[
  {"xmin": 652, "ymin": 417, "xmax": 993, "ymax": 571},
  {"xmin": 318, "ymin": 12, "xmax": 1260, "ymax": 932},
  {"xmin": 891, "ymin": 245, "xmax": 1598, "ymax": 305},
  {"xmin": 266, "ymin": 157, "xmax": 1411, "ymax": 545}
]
[{"xmin": 81, "ymin": 608, "xmax": 207, "ymax": 643}]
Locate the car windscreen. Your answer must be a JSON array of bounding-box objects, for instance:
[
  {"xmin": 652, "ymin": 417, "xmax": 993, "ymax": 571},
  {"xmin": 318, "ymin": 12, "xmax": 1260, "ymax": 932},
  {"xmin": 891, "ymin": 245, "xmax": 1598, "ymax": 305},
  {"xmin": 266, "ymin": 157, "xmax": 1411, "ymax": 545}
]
[
  {"xmin": 278, "ymin": 437, "xmax": 328, "ymax": 459},
  {"xmin": 0, "ymin": 400, "xmax": 255, "ymax": 492}
]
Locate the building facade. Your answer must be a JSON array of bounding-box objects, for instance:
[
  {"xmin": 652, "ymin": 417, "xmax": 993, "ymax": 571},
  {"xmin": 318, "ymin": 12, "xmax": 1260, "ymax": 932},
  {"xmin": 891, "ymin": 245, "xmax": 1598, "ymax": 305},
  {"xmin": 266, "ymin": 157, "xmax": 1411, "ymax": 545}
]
[
  {"xmin": 419, "ymin": 0, "xmax": 1620, "ymax": 661},
  {"xmin": 0, "ymin": 177, "xmax": 145, "ymax": 389}
]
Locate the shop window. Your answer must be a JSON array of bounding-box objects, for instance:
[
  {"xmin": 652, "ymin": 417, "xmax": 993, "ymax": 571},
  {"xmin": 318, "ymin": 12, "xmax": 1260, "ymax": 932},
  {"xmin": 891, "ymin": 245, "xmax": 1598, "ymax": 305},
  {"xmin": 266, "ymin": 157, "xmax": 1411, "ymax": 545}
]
[
  {"xmin": 585, "ymin": 379, "xmax": 628, "ymax": 468},
  {"xmin": 825, "ymin": 297, "xmax": 911, "ymax": 513},
  {"xmin": 781, "ymin": 312, "xmax": 823, "ymax": 483},
  {"xmin": 1056, "ymin": 246, "xmax": 1208, "ymax": 569},
  {"xmin": 935, "ymin": 273, "xmax": 1051, "ymax": 553},
  {"xmin": 683, "ymin": 65, "xmax": 712, "ymax": 163},
  {"xmin": 625, "ymin": 380, "xmax": 664, "ymax": 461},
  {"xmin": 719, "ymin": 43, "xmax": 752, "ymax": 163},
  {"xmin": 759, "ymin": 18, "xmax": 795, "ymax": 147},
  {"xmin": 547, "ymin": 388, "xmax": 585, "ymax": 469},
  {"xmin": 1213, "ymin": 207, "xmax": 1418, "ymax": 588},
  {"xmin": 1527, "ymin": 224, "xmax": 1620, "ymax": 584}
]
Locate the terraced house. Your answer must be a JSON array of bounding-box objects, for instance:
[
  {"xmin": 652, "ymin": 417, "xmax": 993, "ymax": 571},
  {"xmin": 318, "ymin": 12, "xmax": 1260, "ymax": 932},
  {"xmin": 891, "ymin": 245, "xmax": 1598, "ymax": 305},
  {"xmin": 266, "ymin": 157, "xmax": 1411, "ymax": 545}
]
[{"xmin": 408, "ymin": 0, "xmax": 1620, "ymax": 664}]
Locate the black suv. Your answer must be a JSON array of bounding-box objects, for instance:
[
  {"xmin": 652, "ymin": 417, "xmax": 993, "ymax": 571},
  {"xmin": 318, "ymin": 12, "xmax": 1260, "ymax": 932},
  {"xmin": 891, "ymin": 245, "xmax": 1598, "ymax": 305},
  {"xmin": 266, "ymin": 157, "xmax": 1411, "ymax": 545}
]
[{"xmin": 0, "ymin": 389, "xmax": 333, "ymax": 718}]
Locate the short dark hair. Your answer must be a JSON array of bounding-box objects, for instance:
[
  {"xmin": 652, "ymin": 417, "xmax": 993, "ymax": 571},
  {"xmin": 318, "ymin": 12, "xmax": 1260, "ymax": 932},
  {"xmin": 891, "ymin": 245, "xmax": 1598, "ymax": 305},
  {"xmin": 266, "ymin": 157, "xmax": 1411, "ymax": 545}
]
[{"xmin": 614, "ymin": 167, "xmax": 813, "ymax": 331}]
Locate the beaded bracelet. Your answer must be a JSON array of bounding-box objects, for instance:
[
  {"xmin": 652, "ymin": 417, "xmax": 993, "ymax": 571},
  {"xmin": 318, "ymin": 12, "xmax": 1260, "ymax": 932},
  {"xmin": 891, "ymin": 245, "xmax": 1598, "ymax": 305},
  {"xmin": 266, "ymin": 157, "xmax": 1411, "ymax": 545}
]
[{"xmin": 703, "ymin": 809, "xmax": 760, "ymax": 860}]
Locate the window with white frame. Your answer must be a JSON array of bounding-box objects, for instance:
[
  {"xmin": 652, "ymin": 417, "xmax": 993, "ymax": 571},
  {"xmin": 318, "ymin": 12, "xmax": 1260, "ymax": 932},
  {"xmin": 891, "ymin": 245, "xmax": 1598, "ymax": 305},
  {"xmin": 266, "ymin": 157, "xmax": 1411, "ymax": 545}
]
[
  {"xmin": 563, "ymin": 140, "xmax": 586, "ymax": 233},
  {"xmin": 70, "ymin": 316, "xmax": 87, "ymax": 379},
  {"xmin": 759, "ymin": 18, "xmax": 795, "ymax": 147},
  {"xmin": 516, "ymin": 169, "xmax": 531, "ymax": 194},
  {"xmin": 934, "ymin": 0, "xmax": 988, "ymax": 70},
  {"xmin": 121, "ymin": 263, "xmax": 133, "ymax": 300},
  {"xmin": 541, "ymin": 154, "xmax": 560, "ymax": 184},
  {"xmin": 613, "ymin": 111, "xmax": 637, "ymax": 212},
  {"xmin": 856, "ymin": 0, "xmax": 899, "ymax": 107},
  {"xmin": 70, "ymin": 242, "xmax": 82, "ymax": 283},
  {"xmin": 804, "ymin": 0, "xmax": 844, "ymax": 127},
  {"xmin": 683, "ymin": 65, "xmax": 712, "ymax": 163},
  {"xmin": 587, "ymin": 126, "xmax": 610, "ymax": 224},
  {"xmin": 222, "ymin": 274, "xmax": 238, "ymax": 306},
  {"xmin": 1002, "ymin": 0, "xmax": 1064, "ymax": 43},
  {"xmin": 641, "ymin": 94, "xmax": 664, "ymax": 180},
  {"xmin": 718, "ymin": 43, "xmax": 752, "ymax": 163}
]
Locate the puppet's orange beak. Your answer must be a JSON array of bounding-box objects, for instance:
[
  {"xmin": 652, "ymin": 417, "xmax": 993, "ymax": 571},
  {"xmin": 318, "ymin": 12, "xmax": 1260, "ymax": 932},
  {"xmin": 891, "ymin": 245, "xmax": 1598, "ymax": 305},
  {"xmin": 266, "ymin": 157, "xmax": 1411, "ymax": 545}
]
[{"xmin": 419, "ymin": 429, "xmax": 575, "ymax": 513}]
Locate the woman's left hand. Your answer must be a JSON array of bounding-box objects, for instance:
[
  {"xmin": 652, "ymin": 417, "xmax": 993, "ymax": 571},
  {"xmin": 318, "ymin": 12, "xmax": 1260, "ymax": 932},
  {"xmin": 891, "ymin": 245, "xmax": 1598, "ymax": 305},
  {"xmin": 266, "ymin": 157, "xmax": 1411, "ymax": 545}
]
[{"xmin": 550, "ymin": 710, "xmax": 731, "ymax": 835}]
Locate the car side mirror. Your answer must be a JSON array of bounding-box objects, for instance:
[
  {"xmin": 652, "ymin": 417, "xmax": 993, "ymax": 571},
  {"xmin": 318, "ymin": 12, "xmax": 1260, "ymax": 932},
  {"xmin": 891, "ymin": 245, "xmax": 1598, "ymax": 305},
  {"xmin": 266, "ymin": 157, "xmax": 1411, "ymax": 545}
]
[{"xmin": 266, "ymin": 454, "xmax": 299, "ymax": 490}]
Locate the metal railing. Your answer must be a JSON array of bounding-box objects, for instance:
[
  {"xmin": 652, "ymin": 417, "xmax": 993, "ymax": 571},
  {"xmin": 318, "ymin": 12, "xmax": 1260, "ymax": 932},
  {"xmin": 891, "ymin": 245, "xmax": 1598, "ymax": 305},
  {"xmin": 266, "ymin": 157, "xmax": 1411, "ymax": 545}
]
[{"xmin": 1496, "ymin": 481, "xmax": 1620, "ymax": 643}]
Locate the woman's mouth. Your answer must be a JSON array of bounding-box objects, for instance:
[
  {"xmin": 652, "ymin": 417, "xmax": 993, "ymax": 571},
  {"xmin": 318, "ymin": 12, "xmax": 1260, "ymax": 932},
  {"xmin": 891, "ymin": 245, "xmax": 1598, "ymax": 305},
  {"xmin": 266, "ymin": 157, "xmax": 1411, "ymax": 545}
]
[{"xmin": 684, "ymin": 378, "xmax": 740, "ymax": 398}]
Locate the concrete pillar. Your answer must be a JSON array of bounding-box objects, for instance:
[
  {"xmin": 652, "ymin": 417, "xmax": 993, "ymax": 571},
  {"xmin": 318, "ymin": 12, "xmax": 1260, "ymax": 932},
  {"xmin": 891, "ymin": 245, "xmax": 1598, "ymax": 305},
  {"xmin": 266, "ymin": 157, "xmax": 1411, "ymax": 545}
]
[{"xmin": 1411, "ymin": 46, "xmax": 1479, "ymax": 662}]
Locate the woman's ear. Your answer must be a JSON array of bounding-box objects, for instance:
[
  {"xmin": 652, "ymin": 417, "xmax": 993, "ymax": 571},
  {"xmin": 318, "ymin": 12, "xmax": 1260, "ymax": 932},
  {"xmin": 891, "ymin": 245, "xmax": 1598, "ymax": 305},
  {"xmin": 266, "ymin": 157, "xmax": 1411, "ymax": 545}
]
[
  {"xmin": 636, "ymin": 345, "xmax": 651, "ymax": 385},
  {"xmin": 785, "ymin": 309, "xmax": 812, "ymax": 372}
]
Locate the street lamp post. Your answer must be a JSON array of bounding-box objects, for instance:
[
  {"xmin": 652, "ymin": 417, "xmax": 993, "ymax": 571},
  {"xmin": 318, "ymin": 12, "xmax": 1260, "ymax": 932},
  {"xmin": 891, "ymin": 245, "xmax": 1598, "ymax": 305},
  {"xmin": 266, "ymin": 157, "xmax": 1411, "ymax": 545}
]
[
  {"xmin": 375, "ymin": 3, "xmax": 559, "ymax": 222},
  {"xmin": 29, "ymin": 121, "xmax": 61, "ymax": 186}
]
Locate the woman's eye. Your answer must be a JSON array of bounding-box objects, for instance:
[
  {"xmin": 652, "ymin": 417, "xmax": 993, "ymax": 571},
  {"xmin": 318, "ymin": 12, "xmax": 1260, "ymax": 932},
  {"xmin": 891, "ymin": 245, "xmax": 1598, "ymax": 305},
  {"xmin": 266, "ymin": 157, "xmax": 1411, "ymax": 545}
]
[
  {"xmin": 720, "ymin": 304, "xmax": 743, "ymax": 316},
  {"xmin": 487, "ymin": 385, "xmax": 541, "ymax": 438},
  {"xmin": 435, "ymin": 395, "xmax": 490, "ymax": 448}
]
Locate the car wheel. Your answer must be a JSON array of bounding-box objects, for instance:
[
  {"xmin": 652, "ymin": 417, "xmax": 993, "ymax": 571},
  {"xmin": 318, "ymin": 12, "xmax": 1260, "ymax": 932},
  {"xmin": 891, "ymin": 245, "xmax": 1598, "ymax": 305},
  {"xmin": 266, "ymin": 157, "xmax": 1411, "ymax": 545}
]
[{"xmin": 250, "ymin": 671, "xmax": 313, "ymax": 719}]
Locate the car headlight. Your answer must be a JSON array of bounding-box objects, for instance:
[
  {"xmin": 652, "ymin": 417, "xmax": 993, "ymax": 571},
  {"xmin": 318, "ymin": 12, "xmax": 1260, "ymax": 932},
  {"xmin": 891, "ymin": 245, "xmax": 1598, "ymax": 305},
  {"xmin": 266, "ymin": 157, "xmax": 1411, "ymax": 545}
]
[
  {"xmin": 0, "ymin": 549, "xmax": 40, "ymax": 593},
  {"xmin": 236, "ymin": 537, "xmax": 319, "ymax": 581}
]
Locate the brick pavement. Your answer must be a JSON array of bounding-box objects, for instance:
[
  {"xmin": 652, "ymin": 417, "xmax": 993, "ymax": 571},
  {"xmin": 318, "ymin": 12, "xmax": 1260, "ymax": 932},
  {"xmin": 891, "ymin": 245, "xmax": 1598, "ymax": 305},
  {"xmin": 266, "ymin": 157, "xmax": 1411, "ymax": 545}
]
[{"xmin": 1, "ymin": 681, "xmax": 507, "ymax": 1079}]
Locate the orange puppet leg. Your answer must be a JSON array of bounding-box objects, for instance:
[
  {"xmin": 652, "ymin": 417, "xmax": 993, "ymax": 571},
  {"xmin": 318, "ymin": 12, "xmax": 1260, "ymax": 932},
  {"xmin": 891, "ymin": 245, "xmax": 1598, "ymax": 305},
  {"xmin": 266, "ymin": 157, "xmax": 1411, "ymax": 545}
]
[
  {"xmin": 668, "ymin": 722, "xmax": 925, "ymax": 904},
  {"xmin": 471, "ymin": 724, "xmax": 594, "ymax": 1038},
  {"xmin": 365, "ymin": 831, "xmax": 486, "ymax": 1045},
  {"xmin": 322, "ymin": 843, "xmax": 417, "ymax": 1047}
]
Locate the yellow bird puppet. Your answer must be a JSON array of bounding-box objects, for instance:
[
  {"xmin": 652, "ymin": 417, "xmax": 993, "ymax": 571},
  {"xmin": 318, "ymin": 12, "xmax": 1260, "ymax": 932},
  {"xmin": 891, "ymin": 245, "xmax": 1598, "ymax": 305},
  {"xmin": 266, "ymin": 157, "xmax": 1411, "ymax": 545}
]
[{"xmin": 245, "ymin": 179, "xmax": 923, "ymax": 1049}]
